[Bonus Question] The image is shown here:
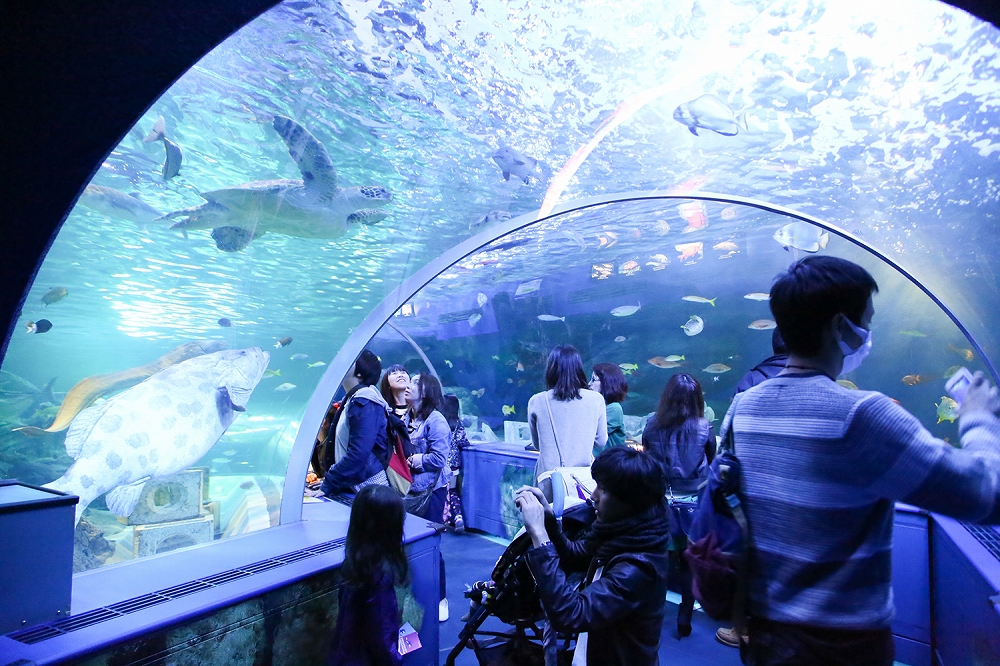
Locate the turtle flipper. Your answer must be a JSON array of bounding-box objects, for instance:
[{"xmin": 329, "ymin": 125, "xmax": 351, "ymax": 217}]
[
  {"xmin": 212, "ymin": 226, "xmax": 264, "ymax": 252},
  {"xmin": 272, "ymin": 116, "xmax": 338, "ymax": 201},
  {"xmin": 346, "ymin": 209, "xmax": 389, "ymax": 226}
]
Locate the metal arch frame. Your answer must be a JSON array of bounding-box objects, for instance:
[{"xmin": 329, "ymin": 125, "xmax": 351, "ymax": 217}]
[{"xmin": 279, "ymin": 190, "xmax": 998, "ymax": 522}]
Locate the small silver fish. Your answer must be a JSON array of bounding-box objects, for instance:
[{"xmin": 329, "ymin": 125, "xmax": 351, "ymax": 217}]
[
  {"xmin": 307, "ymin": 361, "xmax": 326, "ymax": 368},
  {"xmin": 538, "ymin": 314, "xmax": 565, "ymax": 322},
  {"xmin": 611, "ymin": 304, "xmax": 641, "ymax": 317},
  {"xmin": 290, "ymin": 353, "xmax": 308, "ymax": 361},
  {"xmin": 744, "ymin": 293, "xmax": 770, "ymax": 301},
  {"xmin": 492, "ymin": 146, "xmax": 540, "ymax": 184},
  {"xmin": 560, "ymin": 230, "xmax": 587, "ymax": 251},
  {"xmin": 614, "ymin": 336, "xmax": 627, "ymax": 342},
  {"xmin": 469, "ymin": 313, "xmax": 482, "ymax": 328},
  {"xmin": 274, "ymin": 383, "xmax": 297, "ymax": 392},
  {"xmin": 682, "ymin": 296, "xmax": 716, "ymax": 306},
  {"xmin": 673, "ymin": 94, "xmax": 747, "ymax": 137},
  {"xmin": 773, "ymin": 222, "xmax": 830, "ymax": 253},
  {"xmin": 682, "ymin": 315, "xmax": 704, "ymax": 336},
  {"xmin": 477, "ymin": 292, "xmax": 488, "ymax": 308}
]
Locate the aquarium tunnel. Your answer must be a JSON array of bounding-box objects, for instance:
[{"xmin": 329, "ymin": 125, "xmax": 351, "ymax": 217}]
[{"xmin": 1, "ymin": 0, "xmax": 999, "ymax": 665}]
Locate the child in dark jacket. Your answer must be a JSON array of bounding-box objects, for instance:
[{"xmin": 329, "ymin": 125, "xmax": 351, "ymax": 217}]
[{"xmin": 328, "ymin": 485, "xmax": 408, "ymax": 666}]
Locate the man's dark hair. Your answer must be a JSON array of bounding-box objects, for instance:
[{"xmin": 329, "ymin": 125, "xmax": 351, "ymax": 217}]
[
  {"xmin": 771, "ymin": 327, "xmax": 787, "ymax": 355},
  {"xmin": 651, "ymin": 372, "xmax": 703, "ymax": 430},
  {"xmin": 592, "ymin": 362, "xmax": 629, "ymax": 404},
  {"xmin": 545, "ymin": 344, "xmax": 588, "ymax": 401},
  {"xmin": 354, "ymin": 349, "xmax": 382, "ymax": 386},
  {"xmin": 412, "ymin": 373, "xmax": 444, "ymax": 421},
  {"xmin": 592, "ymin": 446, "xmax": 666, "ymax": 509},
  {"xmin": 441, "ymin": 394, "xmax": 461, "ymax": 431},
  {"xmin": 770, "ymin": 256, "xmax": 878, "ymax": 357}
]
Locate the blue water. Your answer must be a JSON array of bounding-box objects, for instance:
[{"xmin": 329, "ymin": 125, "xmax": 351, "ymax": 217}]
[{"xmin": 1, "ymin": 0, "xmax": 998, "ymax": 569}]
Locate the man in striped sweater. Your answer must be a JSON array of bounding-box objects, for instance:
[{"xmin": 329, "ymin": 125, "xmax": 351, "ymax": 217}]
[{"xmin": 723, "ymin": 256, "xmax": 1000, "ymax": 666}]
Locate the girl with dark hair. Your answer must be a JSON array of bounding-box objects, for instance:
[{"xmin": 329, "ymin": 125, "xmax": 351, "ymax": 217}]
[
  {"xmin": 328, "ymin": 485, "xmax": 407, "ymax": 666},
  {"xmin": 641, "ymin": 372, "xmax": 715, "ymax": 639},
  {"xmin": 380, "ymin": 364, "xmax": 411, "ymax": 420},
  {"xmin": 403, "ymin": 374, "xmax": 450, "ymax": 521},
  {"xmin": 590, "ymin": 362, "xmax": 629, "ymax": 454},
  {"xmin": 439, "ymin": 394, "xmax": 468, "ymax": 531},
  {"xmin": 528, "ymin": 345, "xmax": 607, "ymax": 484}
]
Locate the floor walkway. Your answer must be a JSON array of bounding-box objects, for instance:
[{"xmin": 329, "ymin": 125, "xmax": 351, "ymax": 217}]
[{"xmin": 438, "ymin": 529, "xmax": 742, "ymax": 665}]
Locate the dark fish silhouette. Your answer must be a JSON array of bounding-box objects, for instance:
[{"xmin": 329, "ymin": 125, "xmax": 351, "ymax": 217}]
[
  {"xmin": 274, "ymin": 336, "xmax": 293, "ymax": 349},
  {"xmin": 218, "ymin": 317, "xmax": 233, "ymax": 327},
  {"xmin": 25, "ymin": 319, "xmax": 53, "ymax": 334},
  {"xmin": 42, "ymin": 287, "xmax": 68, "ymax": 305},
  {"xmin": 143, "ymin": 115, "xmax": 183, "ymax": 180}
]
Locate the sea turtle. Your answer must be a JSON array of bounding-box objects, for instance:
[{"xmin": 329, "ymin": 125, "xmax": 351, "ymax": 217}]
[{"xmin": 162, "ymin": 116, "xmax": 392, "ymax": 252}]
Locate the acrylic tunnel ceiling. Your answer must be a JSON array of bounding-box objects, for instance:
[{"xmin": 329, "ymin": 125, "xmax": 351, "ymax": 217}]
[{"xmin": 1, "ymin": 0, "xmax": 998, "ymax": 568}]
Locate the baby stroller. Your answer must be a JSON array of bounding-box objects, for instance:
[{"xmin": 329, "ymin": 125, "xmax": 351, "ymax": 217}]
[{"xmin": 444, "ymin": 502, "xmax": 595, "ymax": 666}]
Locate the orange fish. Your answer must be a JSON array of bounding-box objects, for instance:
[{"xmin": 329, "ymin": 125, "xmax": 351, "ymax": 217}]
[
  {"xmin": 901, "ymin": 374, "xmax": 934, "ymax": 386},
  {"xmin": 675, "ymin": 241, "xmax": 704, "ymax": 262},
  {"xmin": 677, "ymin": 202, "xmax": 708, "ymax": 232}
]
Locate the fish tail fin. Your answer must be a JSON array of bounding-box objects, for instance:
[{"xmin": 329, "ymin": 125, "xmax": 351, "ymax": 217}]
[
  {"xmin": 737, "ymin": 110, "xmax": 749, "ymax": 132},
  {"xmin": 680, "ymin": 355, "xmax": 686, "ymax": 361},
  {"xmin": 709, "ymin": 298, "xmax": 716, "ymax": 306},
  {"xmin": 106, "ymin": 481, "xmax": 148, "ymax": 518},
  {"xmin": 13, "ymin": 425, "xmax": 48, "ymax": 438},
  {"xmin": 143, "ymin": 115, "xmax": 166, "ymax": 143},
  {"xmin": 819, "ymin": 231, "xmax": 830, "ymax": 249}
]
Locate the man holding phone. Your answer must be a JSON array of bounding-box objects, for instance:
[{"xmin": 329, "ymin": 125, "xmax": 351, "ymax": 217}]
[{"xmin": 724, "ymin": 256, "xmax": 1000, "ymax": 666}]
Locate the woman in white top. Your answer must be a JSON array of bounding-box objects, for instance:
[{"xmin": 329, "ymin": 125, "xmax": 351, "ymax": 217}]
[{"xmin": 528, "ymin": 344, "xmax": 607, "ymax": 484}]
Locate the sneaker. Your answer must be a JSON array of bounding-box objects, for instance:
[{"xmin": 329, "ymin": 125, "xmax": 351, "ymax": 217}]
[
  {"xmin": 454, "ymin": 514, "xmax": 465, "ymax": 532},
  {"xmin": 439, "ymin": 598, "xmax": 449, "ymax": 622},
  {"xmin": 715, "ymin": 627, "xmax": 741, "ymax": 648}
]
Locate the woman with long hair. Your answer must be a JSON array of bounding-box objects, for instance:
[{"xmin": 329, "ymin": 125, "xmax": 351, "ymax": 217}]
[
  {"xmin": 404, "ymin": 373, "xmax": 450, "ymax": 521},
  {"xmin": 528, "ymin": 344, "xmax": 607, "ymax": 484},
  {"xmin": 641, "ymin": 372, "xmax": 715, "ymax": 639},
  {"xmin": 590, "ymin": 362, "xmax": 629, "ymax": 455},
  {"xmin": 328, "ymin": 485, "xmax": 408, "ymax": 665}
]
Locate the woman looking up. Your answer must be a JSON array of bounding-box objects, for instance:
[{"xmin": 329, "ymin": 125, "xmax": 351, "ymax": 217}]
[
  {"xmin": 641, "ymin": 372, "xmax": 715, "ymax": 639},
  {"xmin": 380, "ymin": 364, "xmax": 410, "ymax": 420},
  {"xmin": 404, "ymin": 373, "xmax": 450, "ymax": 522},
  {"xmin": 528, "ymin": 344, "xmax": 607, "ymax": 489},
  {"xmin": 590, "ymin": 362, "xmax": 629, "ymax": 455},
  {"xmin": 328, "ymin": 485, "xmax": 407, "ymax": 666}
]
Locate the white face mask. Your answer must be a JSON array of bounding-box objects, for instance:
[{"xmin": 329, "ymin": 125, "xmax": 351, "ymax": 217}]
[{"xmin": 838, "ymin": 316, "xmax": 872, "ymax": 376}]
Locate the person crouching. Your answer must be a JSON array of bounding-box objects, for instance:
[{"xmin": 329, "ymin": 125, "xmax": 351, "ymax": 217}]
[{"xmin": 515, "ymin": 447, "xmax": 670, "ymax": 666}]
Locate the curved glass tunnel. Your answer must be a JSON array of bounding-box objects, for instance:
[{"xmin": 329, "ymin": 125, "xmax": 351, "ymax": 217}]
[
  {"xmin": 367, "ymin": 197, "xmax": 991, "ymax": 447},
  {"xmin": 0, "ymin": 0, "xmax": 997, "ymax": 579}
]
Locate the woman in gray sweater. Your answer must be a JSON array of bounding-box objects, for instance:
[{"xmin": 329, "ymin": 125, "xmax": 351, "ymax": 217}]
[{"xmin": 528, "ymin": 345, "xmax": 607, "ymax": 486}]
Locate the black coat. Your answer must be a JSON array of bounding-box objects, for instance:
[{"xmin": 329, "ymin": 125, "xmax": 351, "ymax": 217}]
[
  {"xmin": 735, "ymin": 354, "xmax": 788, "ymax": 394},
  {"xmin": 525, "ymin": 502, "xmax": 671, "ymax": 666}
]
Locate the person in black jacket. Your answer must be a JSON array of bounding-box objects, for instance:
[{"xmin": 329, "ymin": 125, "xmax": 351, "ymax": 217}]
[
  {"xmin": 320, "ymin": 350, "xmax": 391, "ymax": 502},
  {"xmin": 515, "ymin": 447, "xmax": 670, "ymax": 666},
  {"xmin": 734, "ymin": 327, "xmax": 788, "ymax": 394}
]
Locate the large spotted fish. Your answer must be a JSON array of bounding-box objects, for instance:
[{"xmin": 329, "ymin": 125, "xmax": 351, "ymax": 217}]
[{"xmin": 45, "ymin": 347, "xmax": 269, "ymax": 524}]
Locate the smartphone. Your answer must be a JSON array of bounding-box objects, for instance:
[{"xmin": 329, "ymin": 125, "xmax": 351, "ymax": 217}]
[{"xmin": 945, "ymin": 367, "xmax": 974, "ymax": 404}]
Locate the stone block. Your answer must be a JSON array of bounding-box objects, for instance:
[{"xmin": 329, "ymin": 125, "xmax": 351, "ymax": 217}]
[
  {"xmin": 133, "ymin": 514, "xmax": 214, "ymax": 558},
  {"xmin": 128, "ymin": 469, "xmax": 203, "ymax": 525}
]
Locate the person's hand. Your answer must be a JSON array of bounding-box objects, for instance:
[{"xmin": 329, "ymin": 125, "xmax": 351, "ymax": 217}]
[
  {"xmin": 515, "ymin": 490, "xmax": 550, "ymax": 547},
  {"xmin": 959, "ymin": 372, "xmax": 1000, "ymax": 417},
  {"xmin": 407, "ymin": 454, "xmax": 420, "ymax": 471},
  {"xmin": 515, "ymin": 485, "xmax": 553, "ymax": 516}
]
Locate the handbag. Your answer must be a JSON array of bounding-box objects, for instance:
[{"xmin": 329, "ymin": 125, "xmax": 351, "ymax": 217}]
[
  {"xmin": 387, "ymin": 434, "xmax": 413, "ymax": 496},
  {"xmin": 667, "ymin": 489, "xmax": 698, "ymax": 543}
]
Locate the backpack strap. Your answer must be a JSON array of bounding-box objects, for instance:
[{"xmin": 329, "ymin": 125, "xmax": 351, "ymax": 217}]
[{"xmin": 721, "ymin": 392, "xmax": 750, "ymax": 635}]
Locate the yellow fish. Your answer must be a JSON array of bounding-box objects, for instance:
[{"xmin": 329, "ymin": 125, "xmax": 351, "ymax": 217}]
[
  {"xmin": 492, "ymin": 355, "xmax": 500, "ymax": 360},
  {"xmin": 502, "ymin": 405, "xmax": 516, "ymax": 416},
  {"xmin": 682, "ymin": 296, "xmax": 716, "ymax": 306},
  {"xmin": 949, "ymin": 344, "xmax": 974, "ymax": 361},
  {"xmin": 936, "ymin": 397, "xmax": 959, "ymax": 424},
  {"xmin": 444, "ymin": 359, "xmax": 454, "ymax": 368},
  {"xmin": 619, "ymin": 363, "xmax": 639, "ymax": 372},
  {"xmin": 836, "ymin": 379, "xmax": 858, "ymax": 390},
  {"xmin": 665, "ymin": 355, "xmax": 685, "ymax": 362}
]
